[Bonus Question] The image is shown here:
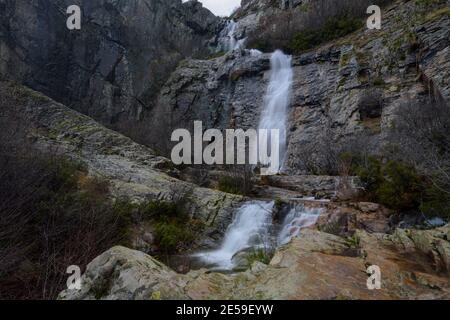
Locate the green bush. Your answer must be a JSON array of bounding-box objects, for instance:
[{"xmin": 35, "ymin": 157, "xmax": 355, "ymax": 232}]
[
  {"xmin": 218, "ymin": 169, "xmax": 254, "ymax": 196},
  {"xmin": 137, "ymin": 199, "xmax": 202, "ymax": 254},
  {"xmin": 376, "ymin": 161, "xmax": 422, "ymax": 210},
  {"xmin": 288, "ymin": 15, "xmax": 362, "ymax": 54},
  {"xmin": 354, "ymin": 156, "xmax": 383, "ymax": 195},
  {"xmin": 355, "ymin": 157, "xmax": 423, "ymax": 211}
]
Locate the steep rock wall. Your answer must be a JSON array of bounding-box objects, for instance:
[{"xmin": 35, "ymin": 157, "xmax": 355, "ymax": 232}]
[
  {"xmin": 150, "ymin": 1, "xmax": 450, "ymax": 173},
  {"xmin": 0, "ymin": 0, "xmax": 220, "ymax": 124}
]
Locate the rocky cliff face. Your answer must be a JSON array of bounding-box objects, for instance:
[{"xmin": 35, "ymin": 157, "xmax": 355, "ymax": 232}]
[
  {"xmin": 0, "ymin": 0, "xmax": 220, "ymax": 124},
  {"xmin": 150, "ymin": 0, "xmax": 449, "ymax": 173}
]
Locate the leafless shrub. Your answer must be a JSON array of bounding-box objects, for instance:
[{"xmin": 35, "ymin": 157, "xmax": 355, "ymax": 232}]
[
  {"xmin": 218, "ymin": 164, "xmax": 255, "ymax": 196},
  {"xmin": 295, "ymin": 128, "xmax": 372, "ymax": 176},
  {"xmin": 0, "ymin": 113, "xmax": 131, "ymax": 300},
  {"xmin": 389, "ymin": 97, "xmax": 450, "ymax": 192}
]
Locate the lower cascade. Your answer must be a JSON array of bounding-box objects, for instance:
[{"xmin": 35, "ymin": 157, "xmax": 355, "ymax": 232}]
[
  {"xmin": 195, "ymin": 201, "xmax": 322, "ymax": 270},
  {"xmin": 277, "ymin": 206, "xmax": 322, "ymax": 246},
  {"xmin": 195, "ymin": 201, "xmax": 274, "ymax": 270}
]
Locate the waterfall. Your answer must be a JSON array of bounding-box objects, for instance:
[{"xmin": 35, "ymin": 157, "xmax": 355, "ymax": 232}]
[
  {"xmin": 195, "ymin": 201, "xmax": 274, "ymax": 270},
  {"xmin": 277, "ymin": 206, "xmax": 322, "ymax": 246},
  {"xmin": 195, "ymin": 200, "xmax": 321, "ymax": 270},
  {"xmin": 258, "ymin": 50, "xmax": 293, "ymax": 172},
  {"xmin": 219, "ymin": 20, "xmax": 245, "ymax": 52}
]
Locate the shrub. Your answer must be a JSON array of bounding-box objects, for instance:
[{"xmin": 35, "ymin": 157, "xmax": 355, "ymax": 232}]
[
  {"xmin": 390, "ymin": 98, "xmax": 450, "ymax": 218},
  {"xmin": 420, "ymin": 175, "xmax": 450, "ymax": 219},
  {"xmin": 140, "ymin": 200, "xmax": 184, "ymax": 220},
  {"xmin": 355, "ymin": 158, "xmax": 423, "ymax": 211},
  {"xmin": 0, "ymin": 109, "xmax": 141, "ymax": 299},
  {"xmin": 154, "ymin": 220, "xmax": 195, "ymax": 253},
  {"xmin": 247, "ymin": 0, "xmax": 394, "ymax": 53},
  {"xmin": 0, "ymin": 152, "xmax": 134, "ymax": 299},
  {"xmin": 138, "ymin": 198, "xmax": 203, "ymax": 255},
  {"xmin": 346, "ymin": 235, "xmax": 361, "ymax": 248},
  {"xmin": 217, "ymin": 165, "xmax": 254, "ymax": 195},
  {"xmin": 376, "ymin": 161, "xmax": 422, "ymax": 210},
  {"xmin": 354, "ymin": 156, "xmax": 384, "ymax": 198},
  {"xmin": 288, "ymin": 15, "xmax": 363, "ymax": 54},
  {"xmin": 218, "ymin": 175, "xmax": 243, "ymax": 195}
]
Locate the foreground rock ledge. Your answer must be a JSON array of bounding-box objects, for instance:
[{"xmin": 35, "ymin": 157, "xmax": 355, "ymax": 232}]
[{"xmin": 59, "ymin": 225, "xmax": 450, "ymax": 300}]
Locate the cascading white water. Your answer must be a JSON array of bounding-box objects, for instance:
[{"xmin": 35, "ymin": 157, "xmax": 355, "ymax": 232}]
[
  {"xmin": 258, "ymin": 50, "xmax": 293, "ymax": 172},
  {"xmin": 220, "ymin": 20, "xmax": 245, "ymax": 52},
  {"xmin": 195, "ymin": 200, "xmax": 321, "ymax": 270},
  {"xmin": 277, "ymin": 206, "xmax": 322, "ymax": 246},
  {"xmin": 195, "ymin": 201, "xmax": 274, "ymax": 270}
]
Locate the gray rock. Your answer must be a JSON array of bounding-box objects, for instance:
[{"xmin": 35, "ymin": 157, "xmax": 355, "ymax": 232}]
[
  {"xmin": 0, "ymin": 0, "xmax": 220, "ymax": 124},
  {"xmin": 150, "ymin": 1, "xmax": 450, "ymax": 175},
  {"xmin": 0, "ymin": 81, "xmax": 243, "ymax": 234}
]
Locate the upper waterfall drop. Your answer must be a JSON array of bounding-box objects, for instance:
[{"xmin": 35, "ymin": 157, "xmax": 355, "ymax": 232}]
[
  {"xmin": 218, "ymin": 20, "xmax": 245, "ymax": 52},
  {"xmin": 258, "ymin": 50, "xmax": 293, "ymax": 173}
]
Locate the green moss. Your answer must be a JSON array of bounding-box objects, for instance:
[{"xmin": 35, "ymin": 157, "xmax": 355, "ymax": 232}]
[
  {"xmin": 425, "ymin": 6, "xmax": 450, "ymax": 21},
  {"xmin": 246, "ymin": 249, "xmax": 272, "ymax": 266},
  {"xmin": 339, "ymin": 53, "xmax": 351, "ymax": 67},
  {"xmin": 150, "ymin": 291, "xmax": 162, "ymax": 300},
  {"xmin": 274, "ymin": 197, "xmax": 284, "ymax": 211},
  {"xmin": 6, "ymin": 81, "xmax": 49, "ymax": 104},
  {"xmin": 355, "ymin": 157, "xmax": 423, "ymax": 211},
  {"xmin": 208, "ymin": 51, "xmax": 226, "ymax": 60}
]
